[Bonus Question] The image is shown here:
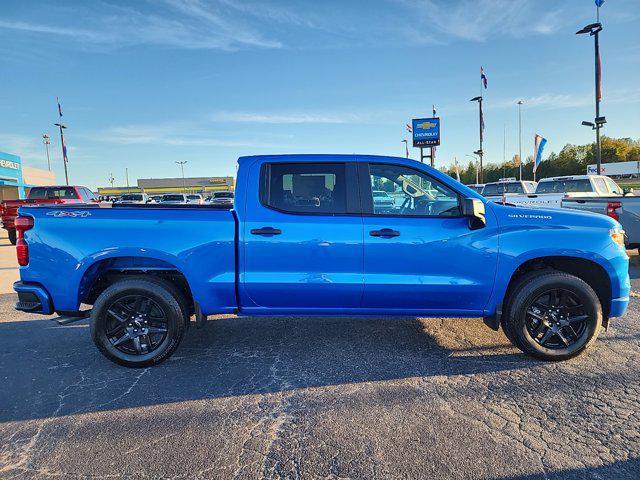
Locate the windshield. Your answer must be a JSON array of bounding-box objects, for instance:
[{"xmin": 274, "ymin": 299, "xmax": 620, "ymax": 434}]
[
  {"xmin": 162, "ymin": 195, "xmax": 184, "ymax": 201},
  {"xmin": 187, "ymin": 195, "xmax": 200, "ymax": 199},
  {"xmin": 213, "ymin": 192, "xmax": 234, "ymax": 198},
  {"xmin": 535, "ymin": 179, "xmax": 592, "ymax": 194},
  {"xmin": 482, "ymin": 183, "xmax": 524, "ymax": 195},
  {"xmin": 605, "ymin": 178, "xmax": 623, "ymax": 195},
  {"xmin": 121, "ymin": 194, "xmax": 143, "ymax": 201}
]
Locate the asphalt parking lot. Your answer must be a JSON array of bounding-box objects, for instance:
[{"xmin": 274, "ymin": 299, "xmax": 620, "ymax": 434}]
[{"xmin": 0, "ymin": 236, "xmax": 639, "ymax": 479}]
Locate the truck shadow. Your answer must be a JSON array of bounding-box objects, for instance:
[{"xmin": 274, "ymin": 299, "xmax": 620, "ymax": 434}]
[{"xmin": 0, "ymin": 308, "xmax": 547, "ymax": 423}]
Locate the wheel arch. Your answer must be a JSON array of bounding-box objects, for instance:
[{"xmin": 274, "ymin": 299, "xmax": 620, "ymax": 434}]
[
  {"xmin": 503, "ymin": 256, "xmax": 611, "ymax": 319},
  {"xmin": 77, "ymin": 253, "xmax": 194, "ymax": 314}
]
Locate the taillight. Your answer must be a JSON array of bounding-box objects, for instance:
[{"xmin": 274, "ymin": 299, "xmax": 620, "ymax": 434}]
[
  {"xmin": 15, "ymin": 216, "xmax": 34, "ymax": 266},
  {"xmin": 606, "ymin": 202, "xmax": 621, "ymax": 222}
]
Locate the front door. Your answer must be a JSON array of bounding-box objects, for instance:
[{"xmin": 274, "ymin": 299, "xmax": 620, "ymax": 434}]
[
  {"xmin": 241, "ymin": 161, "xmax": 364, "ymax": 313},
  {"xmin": 360, "ymin": 162, "xmax": 498, "ymax": 315}
]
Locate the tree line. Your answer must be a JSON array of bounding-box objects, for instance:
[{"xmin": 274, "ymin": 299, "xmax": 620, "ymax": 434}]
[{"xmin": 443, "ymin": 136, "xmax": 640, "ymax": 184}]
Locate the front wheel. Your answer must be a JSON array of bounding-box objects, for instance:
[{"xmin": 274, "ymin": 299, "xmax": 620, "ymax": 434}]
[
  {"xmin": 503, "ymin": 271, "xmax": 602, "ymax": 361},
  {"xmin": 91, "ymin": 277, "xmax": 188, "ymax": 367}
]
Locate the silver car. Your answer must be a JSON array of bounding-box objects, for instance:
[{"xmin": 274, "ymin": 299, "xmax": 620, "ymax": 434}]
[
  {"xmin": 160, "ymin": 194, "xmax": 188, "ymax": 204},
  {"xmin": 208, "ymin": 191, "xmax": 234, "ymax": 206}
]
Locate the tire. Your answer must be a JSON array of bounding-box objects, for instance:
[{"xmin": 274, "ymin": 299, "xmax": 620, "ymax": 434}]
[
  {"xmin": 91, "ymin": 277, "xmax": 188, "ymax": 367},
  {"xmin": 502, "ymin": 270, "xmax": 602, "ymax": 361},
  {"xmin": 7, "ymin": 229, "xmax": 16, "ymax": 245}
]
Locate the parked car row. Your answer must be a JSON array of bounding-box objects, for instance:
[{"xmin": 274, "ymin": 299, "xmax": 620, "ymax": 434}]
[
  {"xmin": 103, "ymin": 192, "xmax": 235, "ymax": 205},
  {"xmin": 467, "ymin": 174, "xmax": 640, "ymax": 249}
]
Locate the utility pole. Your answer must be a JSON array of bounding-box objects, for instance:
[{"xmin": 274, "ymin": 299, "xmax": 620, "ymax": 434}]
[
  {"xmin": 517, "ymin": 100, "xmax": 523, "ymax": 180},
  {"xmin": 54, "ymin": 97, "xmax": 69, "ymax": 185},
  {"xmin": 470, "ymin": 96, "xmax": 483, "ymax": 183},
  {"xmin": 402, "ymin": 139, "xmax": 409, "ymax": 158},
  {"xmin": 577, "ymin": 2, "xmax": 605, "ymax": 174},
  {"xmin": 108, "ymin": 173, "xmax": 115, "ymax": 188},
  {"xmin": 42, "ymin": 134, "xmax": 51, "ymax": 171},
  {"xmin": 176, "ymin": 161, "xmax": 187, "ymax": 193}
]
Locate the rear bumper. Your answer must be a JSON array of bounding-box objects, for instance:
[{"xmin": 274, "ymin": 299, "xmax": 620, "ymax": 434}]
[{"xmin": 14, "ymin": 281, "xmax": 53, "ymax": 315}]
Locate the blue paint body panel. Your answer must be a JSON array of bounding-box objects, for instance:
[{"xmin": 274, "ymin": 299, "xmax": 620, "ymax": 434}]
[{"xmin": 17, "ymin": 154, "xmax": 629, "ymax": 322}]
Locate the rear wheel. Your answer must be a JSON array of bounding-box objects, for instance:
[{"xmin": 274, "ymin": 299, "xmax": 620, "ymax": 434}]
[
  {"xmin": 7, "ymin": 229, "xmax": 16, "ymax": 245},
  {"xmin": 91, "ymin": 277, "xmax": 188, "ymax": 367},
  {"xmin": 502, "ymin": 271, "xmax": 602, "ymax": 361}
]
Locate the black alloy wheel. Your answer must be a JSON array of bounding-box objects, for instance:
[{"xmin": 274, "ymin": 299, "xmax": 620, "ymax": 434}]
[
  {"xmin": 91, "ymin": 277, "xmax": 188, "ymax": 367},
  {"xmin": 105, "ymin": 294, "xmax": 168, "ymax": 355},
  {"xmin": 524, "ymin": 288, "xmax": 589, "ymax": 349}
]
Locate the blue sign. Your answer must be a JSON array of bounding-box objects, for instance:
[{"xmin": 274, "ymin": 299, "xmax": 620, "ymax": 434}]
[{"xmin": 412, "ymin": 117, "xmax": 440, "ymax": 147}]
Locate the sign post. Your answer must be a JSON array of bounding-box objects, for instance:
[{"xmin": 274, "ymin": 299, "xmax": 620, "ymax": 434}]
[{"xmin": 412, "ymin": 118, "xmax": 441, "ymax": 166}]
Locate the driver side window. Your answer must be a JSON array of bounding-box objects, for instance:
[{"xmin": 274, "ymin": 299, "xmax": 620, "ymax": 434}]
[{"xmin": 368, "ymin": 163, "xmax": 461, "ymax": 216}]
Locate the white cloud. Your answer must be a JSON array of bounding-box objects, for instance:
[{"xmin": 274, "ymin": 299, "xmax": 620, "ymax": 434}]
[
  {"xmin": 91, "ymin": 123, "xmax": 295, "ymax": 149},
  {"xmin": 0, "ymin": 133, "xmax": 49, "ymax": 169},
  {"xmin": 209, "ymin": 111, "xmax": 362, "ymax": 124},
  {"xmin": 401, "ymin": 0, "xmax": 565, "ymax": 42},
  {"xmin": 494, "ymin": 88, "xmax": 640, "ymax": 110},
  {"xmin": 0, "ymin": 1, "xmax": 282, "ymax": 51}
]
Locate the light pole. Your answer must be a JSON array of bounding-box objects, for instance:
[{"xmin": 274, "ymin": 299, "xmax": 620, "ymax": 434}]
[
  {"xmin": 465, "ymin": 154, "xmax": 480, "ymax": 184},
  {"xmin": 517, "ymin": 100, "xmax": 523, "ymax": 180},
  {"xmin": 42, "ymin": 134, "xmax": 51, "ymax": 171},
  {"xmin": 470, "ymin": 96, "xmax": 484, "ymax": 183},
  {"xmin": 577, "ymin": 18, "xmax": 605, "ymax": 174},
  {"xmin": 402, "ymin": 139, "xmax": 409, "ymax": 158},
  {"xmin": 176, "ymin": 161, "xmax": 187, "ymax": 193},
  {"xmin": 108, "ymin": 173, "xmax": 115, "ymax": 188},
  {"xmin": 54, "ymin": 122, "xmax": 69, "ymax": 185},
  {"xmin": 125, "ymin": 167, "xmax": 130, "ymax": 191}
]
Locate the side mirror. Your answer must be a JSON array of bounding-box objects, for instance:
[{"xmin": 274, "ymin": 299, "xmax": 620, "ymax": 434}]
[{"xmin": 462, "ymin": 197, "xmax": 486, "ymax": 230}]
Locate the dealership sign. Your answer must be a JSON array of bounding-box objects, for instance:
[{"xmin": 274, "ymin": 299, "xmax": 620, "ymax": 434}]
[
  {"xmin": 412, "ymin": 117, "xmax": 441, "ymax": 147},
  {"xmin": 0, "ymin": 159, "xmax": 19, "ymax": 170}
]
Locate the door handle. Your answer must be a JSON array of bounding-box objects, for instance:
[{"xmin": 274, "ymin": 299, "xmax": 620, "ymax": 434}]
[
  {"xmin": 369, "ymin": 228, "xmax": 400, "ymax": 237},
  {"xmin": 251, "ymin": 226, "xmax": 282, "ymax": 236}
]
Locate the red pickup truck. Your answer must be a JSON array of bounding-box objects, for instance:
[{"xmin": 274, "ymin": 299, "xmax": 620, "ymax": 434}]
[{"xmin": 1, "ymin": 186, "xmax": 97, "ymax": 244}]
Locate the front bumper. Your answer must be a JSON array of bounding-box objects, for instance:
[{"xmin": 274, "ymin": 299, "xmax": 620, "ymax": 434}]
[
  {"xmin": 14, "ymin": 281, "xmax": 53, "ymax": 315},
  {"xmin": 609, "ymin": 296, "xmax": 629, "ymax": 318}
]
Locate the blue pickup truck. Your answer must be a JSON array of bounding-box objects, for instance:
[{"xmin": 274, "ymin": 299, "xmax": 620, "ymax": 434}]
[{"xmin": 13, "ymin": 155, "xmax": 630, "ymax": 367}]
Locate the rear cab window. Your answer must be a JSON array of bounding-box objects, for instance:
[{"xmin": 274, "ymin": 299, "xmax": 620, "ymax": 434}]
[
  {"xmin": 31, "ymin": 187, "xmax": 79, "ymax": 200},
  {"xmin": 535, "ymin": 179, "xmax": 593, "ymax": 194},
  {"xmin": 261, "ymin": 163, "xmax": 351, "ymax": 214}
]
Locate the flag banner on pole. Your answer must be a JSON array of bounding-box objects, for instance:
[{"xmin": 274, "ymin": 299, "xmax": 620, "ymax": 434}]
[
  {"xmin": 481, "ymin": 67, "xmax": 488, "ymax": 89},
  {"xmin": 57, "ymin": 97, "xmax": 63, "ymax": 117},
  {"xmin": 596, "ymin": 48, "xmax": 602, "ymax": 101},
  {"xmin": 533, "ymin": 134, "xmax": 547, "ymax": 173},
  {"xmin": 595, "ymin": 0, "xmax": 604, "ymax": 7},
  {"xmin": 405, "ymin": 123, "xmax": 412, "ymax": 133}
]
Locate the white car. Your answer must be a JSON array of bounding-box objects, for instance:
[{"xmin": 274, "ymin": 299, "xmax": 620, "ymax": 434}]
[
  {"xmin": 503, "ymin": 175, "xmax": 623, "ymax": 209},
  {"xmin": 186, "ymin": 194, "xmax": 204, "ymax": 205},
  {"xmin": 160, "ymin": 194, "xmax": 188, "ymax": 204},
  {"xmin": 115, "ymin": 193, "xmax": 152, "ymax": 204},
  {"xmin": 207, "ymin": 191, "xmax": 234, "ymax": 206},
  {"xmin": 481, "ymin": 179, "xmax": 537, "ymax": 202}
]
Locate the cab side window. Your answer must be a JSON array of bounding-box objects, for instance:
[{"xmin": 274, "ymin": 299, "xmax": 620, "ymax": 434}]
[
  {"xmin": 368, "ymin": 164, "xmax": 461, "ymax": 216},
  {"xmin": 262, "ymin": 163, "xmax": 347, "ymax": 214}
]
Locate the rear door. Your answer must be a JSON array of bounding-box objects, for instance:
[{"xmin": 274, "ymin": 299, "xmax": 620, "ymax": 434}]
[
  {"xmin": 241, "ymin": 160, "xmax": 364, "ymax": 312},
  {"xmin": 360, "ymin": 162, "xmax": 498, "ymax": 314}
]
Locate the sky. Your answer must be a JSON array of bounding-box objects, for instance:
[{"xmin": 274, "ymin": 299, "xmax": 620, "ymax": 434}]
[{"xmin": 0, "ymin": 0, "xmax": 639, "ymax": 189}]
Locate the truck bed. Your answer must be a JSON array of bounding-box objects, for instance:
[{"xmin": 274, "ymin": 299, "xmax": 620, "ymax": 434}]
[{"xmin": 18, "ymin": 203, "xmax": 238, "ymax": 315}]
